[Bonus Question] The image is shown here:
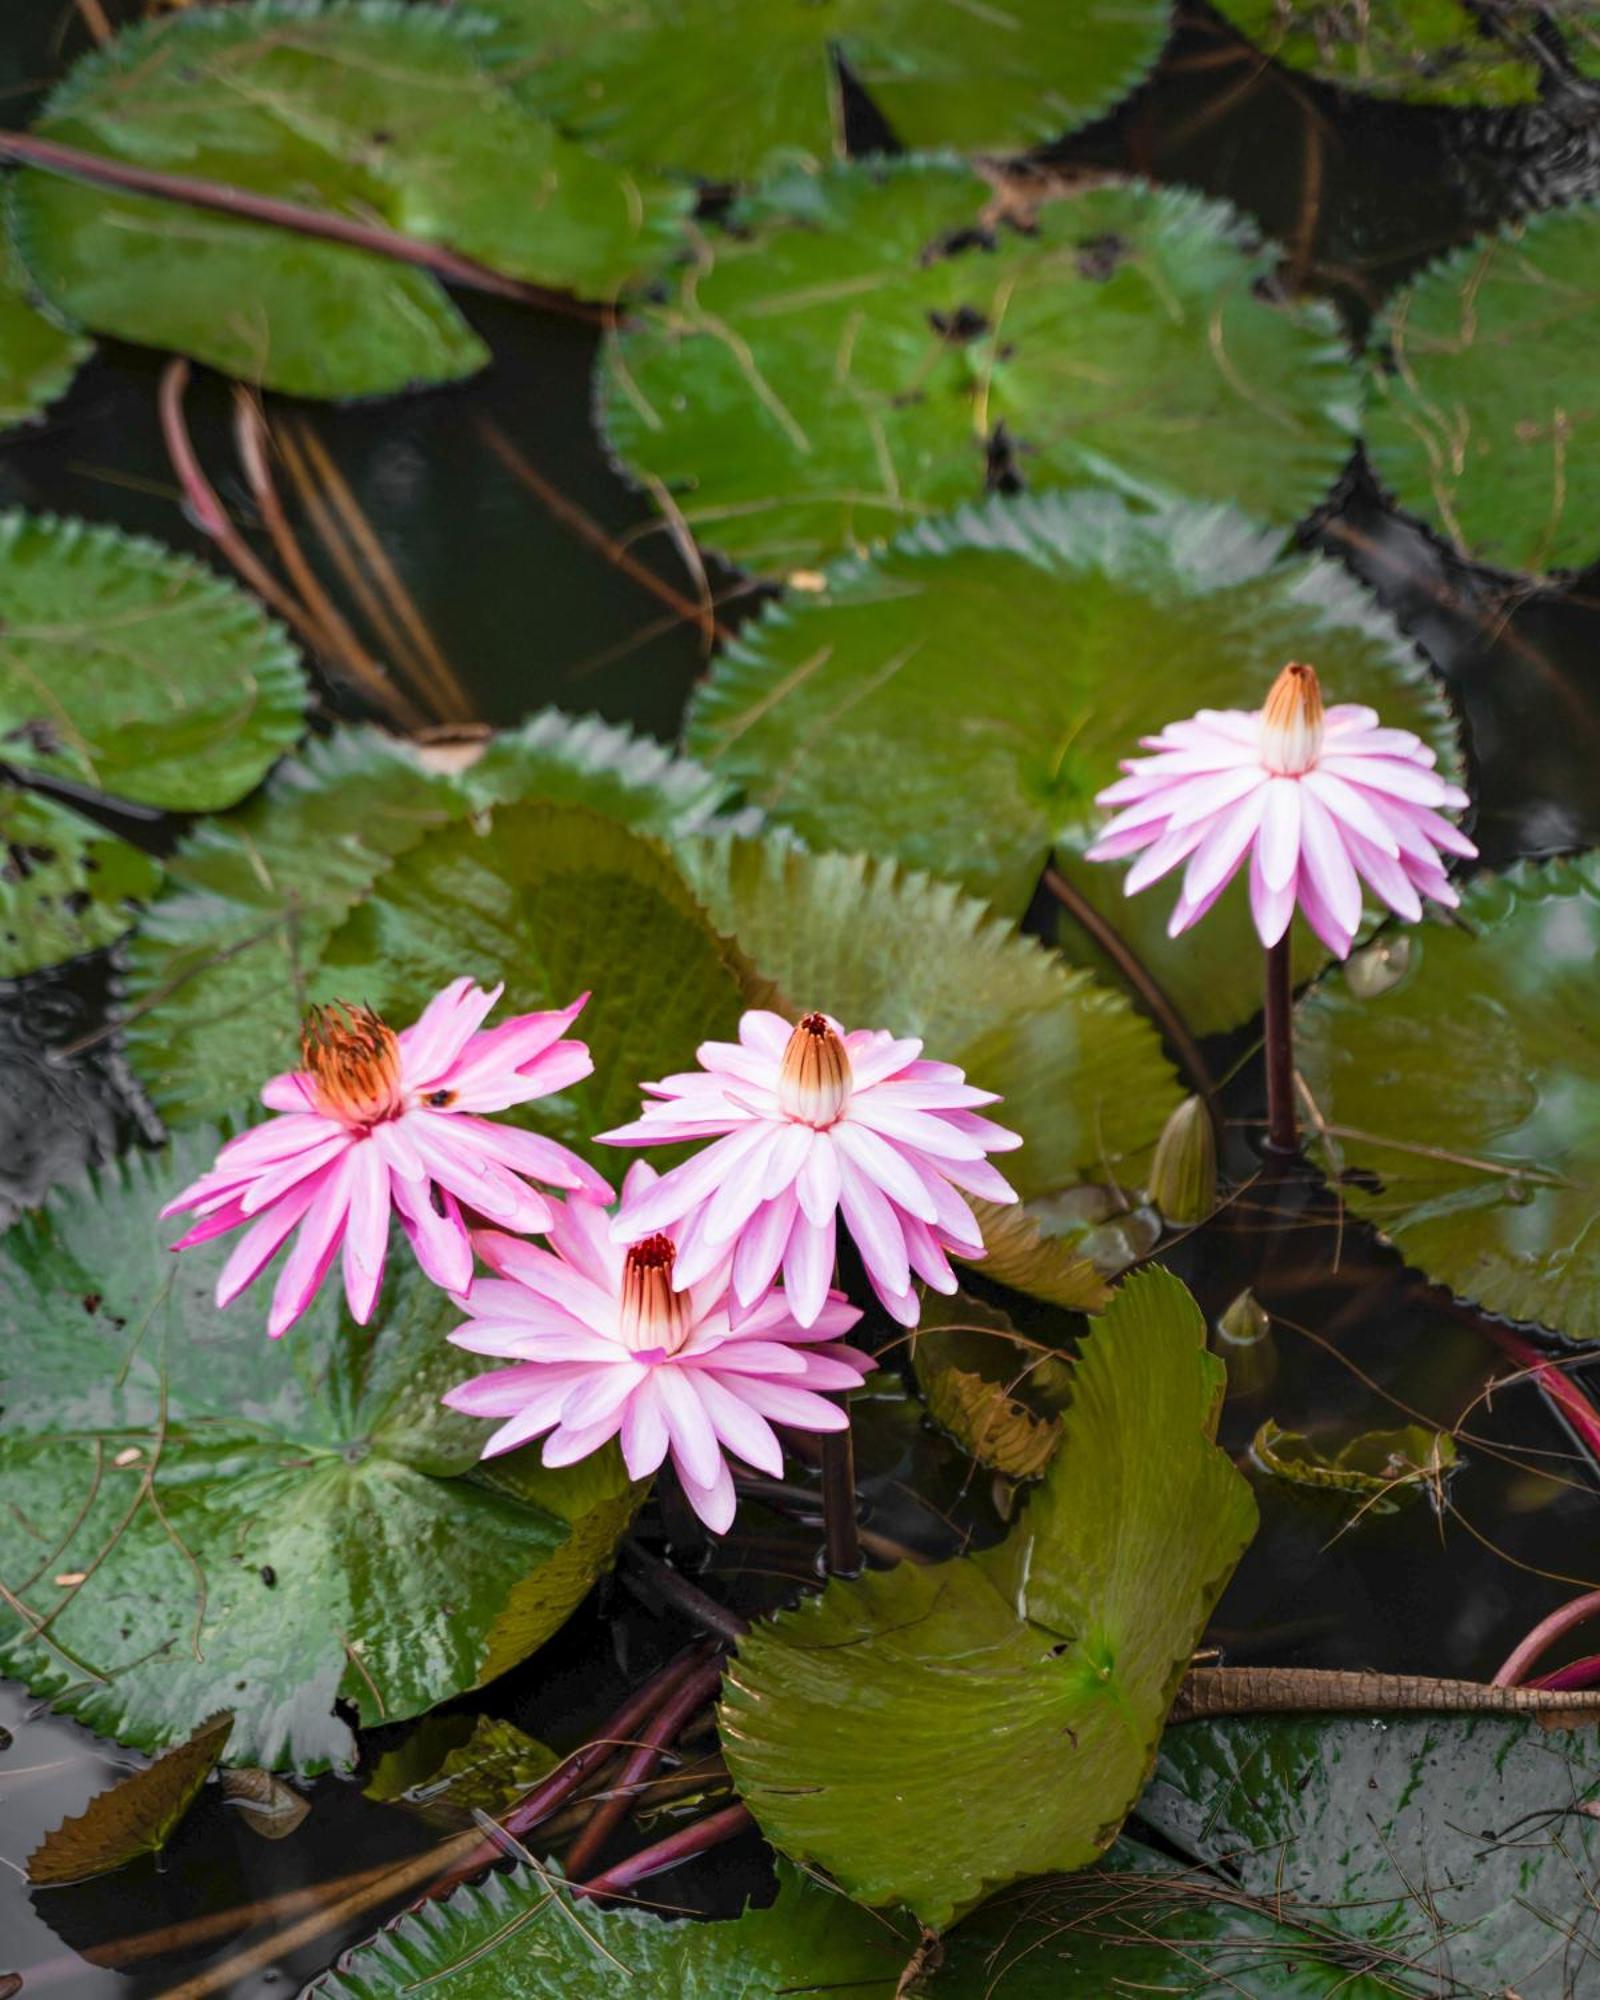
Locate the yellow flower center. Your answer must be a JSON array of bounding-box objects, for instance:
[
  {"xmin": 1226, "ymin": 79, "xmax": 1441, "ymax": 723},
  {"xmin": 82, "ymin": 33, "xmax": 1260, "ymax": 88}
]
[{"xmin": 778, "ymin": 1013, "xmax": 852, "ymax": 1127}]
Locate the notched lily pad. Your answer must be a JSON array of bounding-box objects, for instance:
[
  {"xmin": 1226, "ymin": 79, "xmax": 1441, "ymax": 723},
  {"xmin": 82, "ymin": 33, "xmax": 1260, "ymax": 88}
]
[
  {"xmin": 601, "ymin": 159, "xmax": 1358, "ymax": 575},
  {"xmin": 28, "ymin": 1711, "xmax": 233, "ymax": 1885},
  {"xmin": 1296, "ymin": 856, "xmax": 1600, "ymax": 1340},
  {"xmin": 0, "ymin": 235, "xmax": 89, "ymax": 432},
  {"xmin": 1213, "ymin": 0, "xmax": 1551, "ymax": 105},
  {"xmin": 688, "ymin": 490, "xmax": 1462, "ymax": 1033},
  {"xmin": 912, "ymin": 1290, "xmax": 1070, "ymax": 1479},
  {"xmin": 1251, "ymin": 1417, "xmax": 1457, "ymax": 1511}
]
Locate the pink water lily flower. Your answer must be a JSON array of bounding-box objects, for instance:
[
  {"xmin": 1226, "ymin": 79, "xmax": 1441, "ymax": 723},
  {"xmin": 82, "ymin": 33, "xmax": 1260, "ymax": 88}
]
[
  {"xmin": 596, "ymin": 1010, "xmax": 1021, "ymax": 1329},
  {"xmin": 163, "ymin": 979, "xmax": 610, "ymax": 1337},
  {"xmin": 1086, "ymin": 661, "xmax": 1476, "ymax": 957},
  {"xmin": 443, "ymin": 1163, "xmax": 873, "ymax": 1533}
]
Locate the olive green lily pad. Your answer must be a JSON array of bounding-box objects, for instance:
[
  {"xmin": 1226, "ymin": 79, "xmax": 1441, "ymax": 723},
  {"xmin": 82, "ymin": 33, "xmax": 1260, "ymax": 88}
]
[
  {"xmin": 1296, "ymin": 856, "xmax": 1600, "ymax": 1340},
  {"xmin": 1251, "ymin": 1417, "xmax": 1457, "ymax": 1511},
  {"xmin": 600, "ymin": 159, "xmax": 1358, "ymax": 575},
  {"xmin": 720, "ymin": 1267, "xmax": 1258, "ymax": 1928},
  {"xmin": 676, "ymin": 835, "xmax": 1183, "ymax": 1196},
  {"xmin": 28, "ymin": 1712, "xmax": 233, "ymax": 1885},
  {"xmin": 1212, "ymin": 1, "xmax": 1550, "ymax": 106},
  {"xmin": 0, "ymin": 1134, "xmax": 626, "ymax": 1770},
  {"xmin": 491, "ymin": 0, "xmax": 1170, "ymax": 183},
  {"xmin": 315, "ymin": 1859, "xmax": 914, "ymax": 1998},
  {"xmin": 122, "ymin": 715, "xmax": 733, "ymax": 1125},
  {"xmin": 11, "ymin": 1, "xmax": 689, "ymax": 399},
  {"xmin": 1367, "ymin": 201, "xmax": 1600, "ymax": 577},
  {"xmin": 687, "ymin": 490, "xmax": 1462, "ymax": 1034},
  {"xmin": 0, "ymin": 235, "xmax": 88, "ymax": 431},
  {"xmin": 365, "ymin": 1713, "xmax": 557, "ymax": 1826},
  {"xmin": 319, "ymin": 801, "xmax": 745, "ymax": 1174},
  {"xmin": 1140, "ymin": 1714, "xmax": 1600, "ymax": 1997},
  {"xmin": 912, "ymin": 1290, "xmax": 1071, "ymax": 1479}
]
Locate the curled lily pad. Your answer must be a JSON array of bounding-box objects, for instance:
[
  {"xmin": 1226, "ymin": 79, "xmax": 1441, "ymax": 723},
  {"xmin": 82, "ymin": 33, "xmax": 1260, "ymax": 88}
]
[
  {"xmin": 1295, "ymin": 856, "xmax": 1600, "ymax": 1339},
  {"xmin": 28, "ymin": 1712, "xmax": 232, "ymax": 1885},
  {"xmin": 1367, "ymin": 202, "xmax": 1600, "ymax": 577},
  {"xmin": 1251, "ymin": 1418, "xmax": 1457, "ymax": 1511},
  {"xmin": 0, "ymin": 1135, "xmax": 625, "ymax": 1770},
  {"xmin": 688, "ymin": 491, "xmax": 1461, "ymax": 1033},
  {"xmin": 601, "ymin": 160, "xmax": 1358, "ymax": 575},
  {"xmin": 11, "ymin": 1, "xmax": 689, "ymax": 399},
  {"xmin": 493, "ymin": 0, "xmax": 1170, "ymax": 182},
  {"xmin": 720, "ymin": 1268, "xmax": 1257, "ymax": 1928},
  {"xmin": 122, "ymin": 715, "xmax": 733, "ymax": 1126},
  {"xmin": 1213, "ymin": 0, "xmax": 1551, "ymax": 105},
  {"xmin": 912, "ymin": 1291, "xmax": 1070, "ymax": 1479},
  {"xmin": 0, "ymin": 236, "xmax": 88, "ymax": 432}
]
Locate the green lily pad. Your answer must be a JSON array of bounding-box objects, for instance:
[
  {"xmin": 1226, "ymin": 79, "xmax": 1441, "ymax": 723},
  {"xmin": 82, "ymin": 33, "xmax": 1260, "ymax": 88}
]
[
  {"xmin": 491, "ymin": 0, "xmax": 1170, "ymax": 183},
  {"xmin": 1296, "ymin": 856, "xmax": 1600, "ymax": 1340},
  {"xmin": 0, "ymin": 511, "xmax": 305, "ymax": 809},
  {"xmin": 319, "ymin": 801, "xmax": 745, "ymax": 1173},
  {"xmin": 912, "ymin": 1290, "xmax": 1071, "ymax": 1479},
  {"xmin": 1251, "ymin": 1417, "xmax": 1457, "ymax": 1511},
  {"xmin": 600, "ymin": 159, "xmax": 1358, "ymax": 576},
  {"xmin": 122, "ymin": 715, "xmax": 733, "ymax": 1126},
  {"xmin": 315, "ymin": 1859, "xmax": 914, "ymax": 1998},
  {"xmin": 0, "ymin": 235, "xmax": 88, "ymax": 431},
  {"xmin": 720, "ymin": 1267, "xmax": 1258, "ymax": 1929},
  {"xmin": 687, "ymin": 490, "xmax": 1462, "ymax": 1034},
  {"xmin": 954, "ymin": 1198, "xmax": 1110, "ymax": 1312},
  {"xmin": 1366, "ymin": 201, "xmax": 1600, "ymax": 577},
  {"xmin": 0, "ymin": 788, "xmax": 162, "ymax": 979},
  {"xmin": 0, "ymin": 1134, "xmax": 626, "ymax": 1770},
  {"xmin": 676, "ymin": 835, "xmax": 1183, "ymax": 1196},
  {"xmin": 1140, "ymin": 1714, "xmax": 1600, "ymax": 1996},
  {"xmin": 1212, "ymin": 1, "xmax": 1548, "ymax": 105},
  {"xmin": 10, "ymin": 1, "xmax": 689, "ymax": 400},
  {"xmin": 28, "ymin": 1711, "xmax": 233, "ymax": 1885}
]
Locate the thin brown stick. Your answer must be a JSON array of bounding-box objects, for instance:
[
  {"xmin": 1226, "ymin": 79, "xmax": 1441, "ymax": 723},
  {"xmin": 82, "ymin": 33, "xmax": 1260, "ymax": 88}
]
[
  {"xmin": 1173, "ymin": 1666, "xmax": 1600, "ymax": 1722},
  {"xmin": 71, "ymin": 0, "xmax": 113, "ymax": 44},
  {"xmin": 0, "ymin": 128, "xmax": 613, "ymax": 325},
  {"xmin": 476, "ymin": 416, "xmax": 730, "ymax": 643}
]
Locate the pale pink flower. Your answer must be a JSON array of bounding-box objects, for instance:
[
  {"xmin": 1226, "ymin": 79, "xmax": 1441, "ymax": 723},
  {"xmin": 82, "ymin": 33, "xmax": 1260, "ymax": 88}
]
[
  {"xmin": 596, "ymin": 1011, "xmax": 1021, "ymax": 1329},
  {"xmin": 1086, "ymin": 661, "xmax": 1476, "ymax": 957},
  {"xmin": 443, "ymin": 1164, "xmax": 873, "ymax": 1532},
  {"xmin": 162, "ymin": 978, "xmax": 610, "ymax": 1337}
]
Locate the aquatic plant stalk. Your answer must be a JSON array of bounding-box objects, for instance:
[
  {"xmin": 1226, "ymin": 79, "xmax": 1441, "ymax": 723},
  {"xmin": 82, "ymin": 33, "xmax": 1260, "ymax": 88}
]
[
  {"xmin": 1263, "ymin": 934, "xmax": 1298, "ymax": 1154},
  {"xmin": 561, "ymin": 1658, "xmax": 723, "ymax": 1879},
  {"xmin": 574, "ymin": 1802, "xmax": 755, "ymax": 1901},
  {"xmin": 820, "ymin": 1426, "xmax": 863, "ymax": 1577},
  {"xmin": 1493, "ymin": 1588, "xmax": 1600, "ymax": 1688}
]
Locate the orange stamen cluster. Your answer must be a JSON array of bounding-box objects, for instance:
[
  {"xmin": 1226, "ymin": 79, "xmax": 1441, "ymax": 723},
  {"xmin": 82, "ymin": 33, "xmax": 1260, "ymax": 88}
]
[
  {"xmin": 619, "ymin": 1233, "xmax": 690, "ymax": 1355},
  {"xmin": 301, "ymin": 1002, "xmax": 402, "ymax": 1124},
  {"xmin": 778, "ymin": 1012, "xmax": 851, "ymax": 1127}
]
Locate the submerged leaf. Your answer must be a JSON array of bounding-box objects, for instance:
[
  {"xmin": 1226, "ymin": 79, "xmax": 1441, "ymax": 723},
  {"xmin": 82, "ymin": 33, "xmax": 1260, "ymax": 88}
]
[
  {"xmin": 602, "ymin": 160, "xmax": 1359, "ymax": 574},
  {"xmin": 313, "ymin": 1858, "xmax": 915, "ymax": 1997},
  {"xmin": 28, "ymin": 1712, "xmax": 233, "ymax": 1885},
  {"xmin": 688, "ymin": 491, "xmax": 1461, "ymax": 1032},
  {"xmin": 12, "ymin": 1, "xmax": 689, "ymax": 398},
  {"xmin": 1214, "ymin": 0, "xmax": 1549, "ymax": 104},
  {"xmin": 491, "ymin": 0, "xmax": 1170, "ymax": 181},
  {"xmin": 957, "ymin": 1199, "xmax": 1110, "ymax": 1313},
  {"xmin": 912, "ymin": 1291, "xmax": 1070, "ymax": 1479},
  {"xmin": 1251, "ymin": 1419, "xmax": 1456, "ymax": 1511},
  {"xmin": 365, "ymin": 1714, "xmax": 556, "ymax": 1826},
  {"xmin": 0, "ymin": 1135, "xmax": 627, "ymax": 1769},
  {"xmin": 1296, "ymin": 857, "xmax": 1600, "ymax": 1339},
  {"xmin": 720, "ymin": 1268, "xmax": 1258, "ymax": 1928}
]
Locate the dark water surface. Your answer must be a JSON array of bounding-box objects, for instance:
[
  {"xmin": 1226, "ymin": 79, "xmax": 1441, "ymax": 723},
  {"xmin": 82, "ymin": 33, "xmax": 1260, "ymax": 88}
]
[{"xmin": 5, "ymin": 0, "xmax": 1600, "ymax": 1988}]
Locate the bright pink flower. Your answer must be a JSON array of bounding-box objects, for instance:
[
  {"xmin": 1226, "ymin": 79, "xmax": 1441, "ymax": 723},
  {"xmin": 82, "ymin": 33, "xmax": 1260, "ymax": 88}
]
[
  {"xmin": 595, "ymin": 1011, "xmax": 1021, "ymax": 1329},
  {"xmin": 1086, "ymin": 661, "xmax": 1476, "ymax": 958},
  {"xmin": 162, "ymin": 979, "xmax": 610, "ymax": 1337},
  {"xmin": 443, "ymin": 1164, "xmax": 873, "ymax": 1532}
]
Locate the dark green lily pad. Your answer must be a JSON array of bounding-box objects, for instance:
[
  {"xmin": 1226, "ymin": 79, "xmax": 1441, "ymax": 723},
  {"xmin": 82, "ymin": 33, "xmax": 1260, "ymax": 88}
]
[
  {"xmin": 720, "ymin": 1267, "xmax": 1258, "ymax": 1928},
  {"xmin": 122, "ymin": 715, "xmax": 733, "ymax": 1125},
  {"xmin": 315, "ymin": 1859, "xmax": 914, "ymax": 1997},
  {"xmin": 28, "ymin": 1712, "xmax": 233, "ymax": 1885},
  {"xmin": 676, "ymin": 835, "xmax": 1183, "ymax": 1196},
  {"xmin": 0, "ymin": 789, "xmax": 162, "ymax": 979},
  {"xmin": 319, "ymin": 802, "xmax": 745, "ymax": 1174},
  {"xmin": 600, "ymin": 159, "xmax": 1358, "ymax": 575},
  {"xmin": 0, "ymin": 236, "xmax": 88, "ymax": 431},
  {"xmin": 0, "ymin": 1134, "xmax": 626, "ymax": 1770},
  {"xmin": 1296, "ymin": 856, "xmax": 1600, "ymax": 1340},
  {"xmin": 491, "ymin": 0, "xmax": 1170, "ymax": 182},
  {"xmin": 11, "ymin": 1, "xmax": 689, "ymax": 399},
  {"xmin": 1213, "ymin": 1, "xmax": 1549, "ymax": 105},
  {"xmin": 1140, "ymin": 1714, "xmax": 1600, "ymax": 1998},
  {"xmin": 687, "ymin": 490, "xmax": 1462, "ymax": 1034},
  {"xmin": 1366, "ymin": 201, "xmax": 1600, "ymax": 577}
]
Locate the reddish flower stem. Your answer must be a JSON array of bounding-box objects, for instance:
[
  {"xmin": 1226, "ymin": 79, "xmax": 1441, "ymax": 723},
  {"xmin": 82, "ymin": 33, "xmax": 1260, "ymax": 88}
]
[
  {"xmin": 1262, "ymin": 935, "xmax": 1298, "ymax": 1156},
  {"xmin": 560, "ymin": 1658, "xmax": 724, "ymax": 1881},
  {"xmin": 574, "ymin": 1802, "xmax": 755, "ymax": 1901},
  {"xmin": 1494, "ymin": 1589, "xmax": 1600, "ymax": 1688},
  {"xmin": 1531, "ymin": 1652, "xmax": 1600, "ymax": 1692},
  {"xmin": 1481, "ymin": 1323, "xmax": 1600, "ymax": 1473}
]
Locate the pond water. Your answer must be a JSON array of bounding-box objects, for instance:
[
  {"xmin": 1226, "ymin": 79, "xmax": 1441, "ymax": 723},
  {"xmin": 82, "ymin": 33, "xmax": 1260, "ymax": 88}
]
[{"xmin": 4, "ymin": 0, "xmax": 1600, "ymax": 1990}]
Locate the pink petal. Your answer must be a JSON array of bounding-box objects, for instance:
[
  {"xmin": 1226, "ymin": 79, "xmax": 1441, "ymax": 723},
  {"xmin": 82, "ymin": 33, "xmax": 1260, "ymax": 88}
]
[
  {"xmin": 706, "ymin": 1372, "xmax": 849, "ymax": 1434},
  {"xmin": 267, "ymin": 1156, "xmax": 353, "ymax": 1337},
  {"xmin": 733, "ymin": 1188, "xmax": 800, "ymax": 1307},
  {"xmin": 738, "ymin": 1010, "xmax": 794, "ymax": 1059},
  {"xmin": 261, "ymin": 1072, "xmax": 315, "ymax": 1113},
  {"xmin": 832, "ymin": 1121, "xmax": 939, "ymax": 1222},
  {"xmin": 214, "ymin": 1176, "xmax": 324, "ymax": 1308},
  {"xmin": 391, "ymin": 1174, "xmax": 473, "ymax": 1293},
  {"xmin": 340, "ymin": 1139, "xmax": 391, "ymax": 1325},
  {"xmin": 557, "ymin": 1360, "xmax": 647, "ymax": 1432},
  {"xmin": 1180, "ymin": 784, "xmax": 1266, "ymax": 910},
  {"xmin": 1296, "ymin": 785, "xmax": 1364, "ymax": 939},
  {"xmin": 609, "ymin": 1123, "xmax": 773, "ymax": 1239},
  {"xmin": 621, "ymin": 1374, "xmax": 670, "ymax": 1478},
  {"xmin": 836, "ymin": 1154, "xmax": 910, "ymax": 1299},
  {"xmin": 655, "ymin": 1367, "xmax": 724, "ymax": 1490},
  {"xmin": 1248, "ymin": 844, "xmax": 1297, "ymax": 949},
  {"xmin": 677, "ymin": 1454, "xmax": 737, "ymax": 1534},
  {"xmin": 686, "ymin": 1370, "xmax": 785, "ymax": 1477},
  {"xmin": 1257, "ymin": 777, "xmax": 1302, "ymax": 893},
  {"xmin": 399, "ymin": 977, "xmax": 503, "ymax": 1083}
]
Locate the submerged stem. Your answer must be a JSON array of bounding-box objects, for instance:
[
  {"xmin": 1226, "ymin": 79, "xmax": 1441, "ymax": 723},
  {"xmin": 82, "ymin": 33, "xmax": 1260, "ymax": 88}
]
[
  {"xmin": 1262, "ymin": 935, "xmax": 1298, "ymax": 1156},
  {"xmin": 820, "ymin": 1425, "xmax": 863, "ymax": 1579},
  {"xmin": 1494, "ymin": 1589, "xmax": 1600, "ymax": 1688}
]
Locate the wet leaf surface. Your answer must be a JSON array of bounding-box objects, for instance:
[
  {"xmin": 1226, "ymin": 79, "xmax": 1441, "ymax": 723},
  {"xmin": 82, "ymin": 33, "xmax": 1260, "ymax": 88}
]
[
  {"xmin": 1213, "ymin": 0, "xmax": 1551, "ymax": 104},
  {"xmin": 688, "ymin": 491, "xmax": 1462, "ymax": 1032},
  {"xmin": 601, "ymin": 160, "xmax": 1359, "ymax": 575},
  {"xmin": 720, "ymin": 1268, "xmax": 1258, "ymax": 1927},
  {"xmin": 0, "ymin": 790, "xmax": 161, "ymax": 981},
  {"xmin": 28, "ymin": 1712, "xmax": 232, "ymax": 1885},
  {"xmin": 0, "ymin": 238, "xmax": 88, "ymax": 433},
  {"xmin": 0, "ymin": 1135, "xmax": 625, "ymax": 1770},
  {"xmin": 1296, "ymin": 856, "xmax": 1600, "ymax": 1338},
  {"xmin": 11, "ymin": 1, "xmax": 690, "ymax": 397}
]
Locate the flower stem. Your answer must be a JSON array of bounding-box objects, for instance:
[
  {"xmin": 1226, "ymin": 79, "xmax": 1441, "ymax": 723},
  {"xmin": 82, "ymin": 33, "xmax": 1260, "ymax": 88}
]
[
  {"xmin": 575, "ymin": 1802, "xmax": 755, "ymax": 1901},
  {"xmin": 820, "ymin": 1425, "xmax": 863, "ymax": 1578},
  {"xmin": 561, "ymin": 1659, "xmax": 724, "ymax": 1880},
  {"xmin": 1262, "ymin": 935, "xmax": 1298, "ymax": 1156},
  {"xmin": 1493, "ymin": 1589, "xmax": 1600, "ymax": 1688}
]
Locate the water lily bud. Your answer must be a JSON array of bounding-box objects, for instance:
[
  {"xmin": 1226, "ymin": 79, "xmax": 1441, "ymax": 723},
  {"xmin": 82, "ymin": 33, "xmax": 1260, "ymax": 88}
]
[
  {"xmin": 1147, "ymin": 1095, "xmax": 1216, "ymax": 1226},
  {"xmin": 1213, "ymin": 1287, "xmax": 1277, "ymax": 1398}
]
